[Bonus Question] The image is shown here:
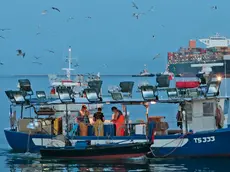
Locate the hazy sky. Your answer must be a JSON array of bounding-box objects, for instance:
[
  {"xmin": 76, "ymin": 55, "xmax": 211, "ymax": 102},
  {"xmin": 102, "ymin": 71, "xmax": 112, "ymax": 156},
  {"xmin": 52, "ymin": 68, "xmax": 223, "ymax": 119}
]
[{"xmin": 0, "ymin": 0, "xmax": 229, "ymax": 75}]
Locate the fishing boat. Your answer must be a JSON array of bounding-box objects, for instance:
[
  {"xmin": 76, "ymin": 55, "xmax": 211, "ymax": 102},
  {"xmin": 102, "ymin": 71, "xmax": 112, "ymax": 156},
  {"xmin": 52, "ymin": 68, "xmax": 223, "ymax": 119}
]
[
  {"xmin": 132, "ymin": 64, "xmax": 155, "ymax": 77},
  {"xmin": 40, "ymin": 142, "xmax": 151, "ymax": 160},
  {"xmin": 4, "ymin": 80, "xmax": 155, "ymax": 153},
  {"xmin": 48, "ymin": 46, "xmax": 102, "ymax": 113},
  {"xmin": 4, "ymin": 69, "xmax": 230, "ymax": 158}
]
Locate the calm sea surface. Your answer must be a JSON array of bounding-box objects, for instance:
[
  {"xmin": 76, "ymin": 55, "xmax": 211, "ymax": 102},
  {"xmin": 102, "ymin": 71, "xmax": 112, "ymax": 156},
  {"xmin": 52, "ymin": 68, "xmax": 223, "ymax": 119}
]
[{"xmin": 0, "ymin": 76, "xmax": 230, "ymax": 172}]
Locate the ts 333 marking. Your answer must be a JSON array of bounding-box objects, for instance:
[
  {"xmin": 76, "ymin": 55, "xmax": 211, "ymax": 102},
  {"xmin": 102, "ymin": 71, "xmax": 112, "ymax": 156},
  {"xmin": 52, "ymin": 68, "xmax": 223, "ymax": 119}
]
[{"xmin": 193, "ymin": 136, "xmax": 215, "ymax": 143}]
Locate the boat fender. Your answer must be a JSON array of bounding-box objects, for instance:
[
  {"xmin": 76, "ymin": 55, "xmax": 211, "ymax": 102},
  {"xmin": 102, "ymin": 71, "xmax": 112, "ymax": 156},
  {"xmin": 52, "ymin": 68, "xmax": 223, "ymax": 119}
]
[{"xmin": 216, "ymin": 105, "xmax": 225, "ymax": 129}]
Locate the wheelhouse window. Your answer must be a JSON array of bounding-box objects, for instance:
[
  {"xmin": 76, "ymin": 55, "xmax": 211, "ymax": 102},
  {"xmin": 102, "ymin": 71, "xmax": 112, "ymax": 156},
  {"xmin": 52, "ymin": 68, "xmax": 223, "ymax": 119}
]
[{"xmin": 203, "ymin": 102, "xmax": 214, "ymax": 116}]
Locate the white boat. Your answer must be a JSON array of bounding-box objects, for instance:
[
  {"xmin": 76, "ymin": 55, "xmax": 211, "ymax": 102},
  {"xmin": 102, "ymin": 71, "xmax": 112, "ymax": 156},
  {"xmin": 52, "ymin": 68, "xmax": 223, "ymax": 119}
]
[
  {"xmin": 132, "ymin": 64, "xmax": 155, "ymax": 77},
  {"xmin": 47, "ymin": 46, "xmax": 103, "ymax": 114}
]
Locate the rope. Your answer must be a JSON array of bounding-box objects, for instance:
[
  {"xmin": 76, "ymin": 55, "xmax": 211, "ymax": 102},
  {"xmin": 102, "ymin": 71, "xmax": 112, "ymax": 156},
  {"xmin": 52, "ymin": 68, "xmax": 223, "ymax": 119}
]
[{"xmin": 149, "ymin": 133, "xmax": 188, "ymax": 158}]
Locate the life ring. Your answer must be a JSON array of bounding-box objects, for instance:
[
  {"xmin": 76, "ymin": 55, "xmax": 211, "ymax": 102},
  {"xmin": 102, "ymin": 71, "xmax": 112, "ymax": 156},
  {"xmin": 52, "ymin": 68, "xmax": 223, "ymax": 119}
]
[{"xmin": 216, "ymin": 105, "xmax": 224, "ymax": 129}]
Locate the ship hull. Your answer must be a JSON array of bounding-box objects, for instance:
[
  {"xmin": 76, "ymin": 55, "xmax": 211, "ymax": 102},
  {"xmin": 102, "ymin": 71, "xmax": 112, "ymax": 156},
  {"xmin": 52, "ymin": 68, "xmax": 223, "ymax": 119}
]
[{"xmin": 168, "ymin": 60, "xmax": 230, "ymax": 77}]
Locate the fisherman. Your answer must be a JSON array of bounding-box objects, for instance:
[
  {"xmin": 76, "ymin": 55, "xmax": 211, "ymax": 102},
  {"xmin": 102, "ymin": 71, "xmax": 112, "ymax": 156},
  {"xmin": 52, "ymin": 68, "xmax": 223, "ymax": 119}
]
[
  {"xmin": 76, "ymin": 105, "xmax": 90, "ymax": 136},
  {"xmin": 111, "ymin": 106, "xmax": 125, "ymax": 136},
  {"xmin": 93, "ymin": 107, "xmax": 105, "ymax": 136},
  {"xmin": 176, "ymin": 103, "xmax": 183, "ymax": 129}
]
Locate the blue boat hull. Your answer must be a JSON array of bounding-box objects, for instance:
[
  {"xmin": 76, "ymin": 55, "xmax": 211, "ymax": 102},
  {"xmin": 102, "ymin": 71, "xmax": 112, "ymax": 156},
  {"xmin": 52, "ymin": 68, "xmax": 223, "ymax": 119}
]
[
  {"xmin": 151, "ymin": 128, "xmax": 230, "ymax": 158},
  {"xmin": 5, "ymin": 128, "xmax": 230, "ymax": 158},
  {"xmin": 4, "ymin": 129, "xmax": 148, "ymax": 153}
]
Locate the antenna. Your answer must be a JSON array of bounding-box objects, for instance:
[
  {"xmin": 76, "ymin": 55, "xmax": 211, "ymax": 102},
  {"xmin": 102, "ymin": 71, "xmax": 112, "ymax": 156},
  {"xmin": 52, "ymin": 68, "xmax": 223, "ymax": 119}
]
[{"xmin": 62, "ymin": 46, "xmax": 74, "ymax": 80}]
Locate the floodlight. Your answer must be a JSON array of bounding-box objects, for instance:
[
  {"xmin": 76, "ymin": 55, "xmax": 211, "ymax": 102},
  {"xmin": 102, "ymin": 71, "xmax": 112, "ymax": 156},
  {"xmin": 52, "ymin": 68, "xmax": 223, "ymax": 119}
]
[
  {"xmin": 36, "ymin": 91, "xmax": 46, "ymax": 99},
  {"xmin": 140, "ymin": 85, "xmax": 157, "ymax": 100},
  {"xmin": 111, "ymin": 92, "xmax": 123, "ymax": 101},
  {"xmin": 88, "ymin": 80, "xmax": 103, "ymax": 95},
  {"xmin": 119, "ymin": 81, "xmax": 134, "ymax": 94},
  {"xmin": 205, "ymin": 80, "xmax": 221, "ymax": 97},
  {"xmin": 5, "ymin": 90, "xmax": 26, "ymax": 104},
  {"xmin": 56, "ymin": 86, "xmax": 73, "ymax": 103},
  {"xmin": 167, "ymin": 88, "xmax": 178, "ymax": 98},
  {"xmin": 84, "ymin": 88, "xmax": 102, "ymax": 102},
  {"xmin": 156, "ymin": 74, "xmax": 170, "ymax": 87},
  {"xmin": 18, "ymin": 79, "xmax": 33, "ymax": 95},
  {"xmin": 5, "ymin": 90, "xmax": 15, "ymax": 104}
]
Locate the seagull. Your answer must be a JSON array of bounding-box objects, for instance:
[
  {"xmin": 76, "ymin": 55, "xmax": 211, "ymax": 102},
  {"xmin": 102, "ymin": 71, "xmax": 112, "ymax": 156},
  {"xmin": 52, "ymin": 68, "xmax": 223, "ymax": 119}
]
[
  {"xmin": 133, "ymin": 13, "xmax": 145, "ymax": 19},
  {"xmin": 51, "ymin": 7, "xmax": 60, "ymax": 12},
  {"xmin": 85, "ymin": 16, "xmax": 92, "ymax": 19},
  {"xmin": 46, "ymin": 49, "xmax": 55, "ymax": 53},
  {"xmin": 67, "ymin": 17, "xmax": 74, "ymax": 22},
  {"xmin": 34, "ymin": 56, "xmax": 41, "ymax": 59},
  {"xmin": 74, "ymin": 63, "xmax": 79, "ymax": 67},
  {"xmin": 102, "ymin": 64, "xmax": 107, "ymax": 68},
  {"xmin": 132, "ymin": 1, "xmax": 138, "ymax": 9},
  {"xmin": 148, "ymin": 6, "xmax": 154, "ymax": 12},
  {"xmin": 0, "ymin": 35, "xmax": 5, "ymax": 39},
  {"xmin": 36, "ymin": 32, "xmax": 41, "ymax": 36},
  {"xmin": 152, "ymin": 35, "xmax": 155, "ymax": 38},
  {"xmin": 16, "ymin": 49, "xmax": 25, "ymax": 58},
  {"xmin": 153, "ymin": 53, "xmax": 160, "ymax": 60},
  {"xmin": 32, "ymin": 62, "xmax": 42, "ymax": 65},
  {"xmin": 41, "ymin": 10, "xmax": 48, "ymax": 15},
  {"xmin": 0, "ymin": 62, "xmax": 3, "ymax": 65},
  {"xmin": 211, "ymin": 6, "xmax": 217, "ymax": 10},
  {"xmin": 0, "ymin": 28, "xmax": 10, "ymax": 31}
]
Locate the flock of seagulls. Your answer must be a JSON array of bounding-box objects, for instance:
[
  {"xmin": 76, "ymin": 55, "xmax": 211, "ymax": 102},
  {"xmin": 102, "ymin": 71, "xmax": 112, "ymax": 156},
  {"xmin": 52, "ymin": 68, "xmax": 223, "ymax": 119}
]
[
  {"xmin": 0, "ymin": 2, "xmax": 218, "ymax": 68},
  {"xmin": 0, "ymin": 28, "xmax": 10, "ymax": 40},
  {"xmin": 132, "ymin": 2, "xmax": 154, "ymax": 19}
]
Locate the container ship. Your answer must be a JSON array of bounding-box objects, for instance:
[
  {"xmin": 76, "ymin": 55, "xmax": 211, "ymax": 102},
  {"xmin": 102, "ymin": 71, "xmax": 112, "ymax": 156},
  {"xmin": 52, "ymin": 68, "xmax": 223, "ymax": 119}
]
[{"xmin": 167, "ymin": 33, "xmax": 230, "ymax": 77}]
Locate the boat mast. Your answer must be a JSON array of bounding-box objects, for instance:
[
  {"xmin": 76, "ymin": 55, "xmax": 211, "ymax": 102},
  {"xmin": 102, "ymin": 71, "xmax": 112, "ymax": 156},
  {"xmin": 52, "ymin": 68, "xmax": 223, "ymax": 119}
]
[{"xmin": 62, "ymin": 46, "xmax": 74, "ymax": 81}]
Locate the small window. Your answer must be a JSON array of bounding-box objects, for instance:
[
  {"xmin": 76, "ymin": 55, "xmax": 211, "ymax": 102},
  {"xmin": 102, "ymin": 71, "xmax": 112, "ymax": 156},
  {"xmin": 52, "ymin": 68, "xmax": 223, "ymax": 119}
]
[{"xmin": 203, "ymin": 102, "xmax": 214, "ymax": 116}]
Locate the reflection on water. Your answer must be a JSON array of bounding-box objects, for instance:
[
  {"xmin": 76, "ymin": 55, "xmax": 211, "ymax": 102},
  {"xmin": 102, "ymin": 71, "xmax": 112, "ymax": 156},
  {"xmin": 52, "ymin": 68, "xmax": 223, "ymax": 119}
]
[{"xmin": 1, "ymin": 149, "xmax": 230, "ymax": 172}]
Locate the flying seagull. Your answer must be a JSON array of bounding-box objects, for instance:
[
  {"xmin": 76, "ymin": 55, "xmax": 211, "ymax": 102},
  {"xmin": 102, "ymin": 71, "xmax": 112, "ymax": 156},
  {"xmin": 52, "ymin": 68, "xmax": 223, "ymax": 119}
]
[
  {"xmin": 74, "ymin": 63, "xmax": 79, "ymax": 67},
  {"xmin": 46, "ymin": 49, "xmax": 55, "ymax": 53},
  {"xmin": 0, "ymin": 35, "xmax": 5, "ymax": 39},
  {"xmin": 41, "ymin": 10, "xmax": 48, "ymax": 15},
  {"xmin": 153, "ymin": 53, "xmax": 160, "ymax": 60},
  {"xmin": 133, "ymin": 13, "xmax": 145, "ymax": 19},
  {"xmin": 16, "ymin": 49, "xmax": 25, "ymax": 58},
  {"xmin": 32, "ymin": 62, "xmax": 42, "ymax": 65},
  {"xmin": 67, "ymin": 17, "xmax": 74, "ymax": 22},
  {"xmin": 101, "ymin": 64, "xmax": 107, "ymax": 68},
  {"xmin": 0, "ymin": 28, "xmax": 10, "ymax": 31},
  {"xmin": 34, "ymin": 56, "xmax": 41, "ymax": 59},
  {"xmin": 211, "ymin": 6, "xmax": 217, "ymax": 10},
  {"xmin": 51, "ymin": 7, "xmax": 60, "ymax": 12},
  {"xmin": 148, "ymin": 6, "xmax": 154, "ymax": 12},
  {"xmin": 132, "ymin": 2, "xmax": 138, "ymax": 9}
]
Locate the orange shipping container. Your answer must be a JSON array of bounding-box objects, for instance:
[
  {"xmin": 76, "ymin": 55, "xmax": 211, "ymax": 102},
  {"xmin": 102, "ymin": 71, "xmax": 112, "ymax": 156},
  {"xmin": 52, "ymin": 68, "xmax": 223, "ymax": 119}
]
[{"xmin": 189, "ymin": 40, "xmax": 196, "ymax": 48}]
